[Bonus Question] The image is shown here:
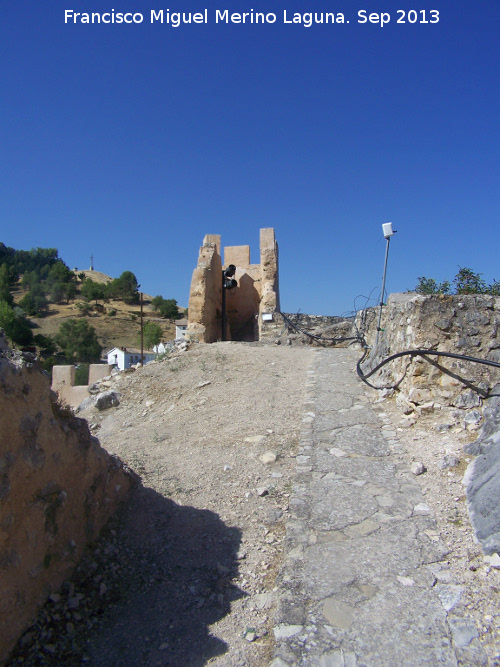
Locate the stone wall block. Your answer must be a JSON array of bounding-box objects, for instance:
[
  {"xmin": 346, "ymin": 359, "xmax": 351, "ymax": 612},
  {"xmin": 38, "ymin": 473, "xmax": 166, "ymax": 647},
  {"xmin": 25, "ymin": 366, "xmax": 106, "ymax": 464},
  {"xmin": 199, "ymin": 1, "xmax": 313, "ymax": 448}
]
[
  {"xmin": 355, "ymin": 294, "xmax": 500, "ymax": 413},
  {"xmin": 0, "ymin": 350, "xmax": 132, "ymax": 663}
]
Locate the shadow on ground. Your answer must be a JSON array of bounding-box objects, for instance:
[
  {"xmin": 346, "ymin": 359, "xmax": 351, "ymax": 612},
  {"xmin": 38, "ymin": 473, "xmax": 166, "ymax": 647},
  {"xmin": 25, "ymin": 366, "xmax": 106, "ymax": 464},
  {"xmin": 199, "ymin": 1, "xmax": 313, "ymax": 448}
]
[
  {"xmin": 9, "ymin": 483, "xmax": 244, "ymax": 667},
  {"xmin": 85, "ymin": 483, "xmax": 245, "ymax": 666}
]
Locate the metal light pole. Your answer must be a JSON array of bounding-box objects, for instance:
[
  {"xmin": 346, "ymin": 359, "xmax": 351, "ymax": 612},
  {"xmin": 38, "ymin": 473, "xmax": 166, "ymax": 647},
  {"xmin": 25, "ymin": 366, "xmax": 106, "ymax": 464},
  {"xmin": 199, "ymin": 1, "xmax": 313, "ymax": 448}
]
[
  {"xmin": 221, "ymin": 265, "xmax": 237, "ymax": 341},
  {"xmin": 140, "ymin": 291, "xmax": 144, "ymax": 365},
  {"xmin": 376, "ymin": 223, "xmax": 396, "ymax": 346}
]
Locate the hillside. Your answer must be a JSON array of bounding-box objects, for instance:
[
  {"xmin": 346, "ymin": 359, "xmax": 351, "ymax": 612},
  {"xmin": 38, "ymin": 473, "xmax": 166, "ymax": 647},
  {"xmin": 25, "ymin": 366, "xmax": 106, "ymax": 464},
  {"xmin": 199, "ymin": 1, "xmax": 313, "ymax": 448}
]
[{"xmin": 11, "ymin": 270, "xmax": 185, "ymax": 354}]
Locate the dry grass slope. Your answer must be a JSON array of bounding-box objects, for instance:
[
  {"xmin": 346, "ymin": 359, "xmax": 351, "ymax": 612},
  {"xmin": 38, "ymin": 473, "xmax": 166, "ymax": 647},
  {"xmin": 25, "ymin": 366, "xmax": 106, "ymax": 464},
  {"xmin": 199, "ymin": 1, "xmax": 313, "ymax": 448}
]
[{"xmin": 12, "ymin": 270, "xmax": 184, "ymax": 354}]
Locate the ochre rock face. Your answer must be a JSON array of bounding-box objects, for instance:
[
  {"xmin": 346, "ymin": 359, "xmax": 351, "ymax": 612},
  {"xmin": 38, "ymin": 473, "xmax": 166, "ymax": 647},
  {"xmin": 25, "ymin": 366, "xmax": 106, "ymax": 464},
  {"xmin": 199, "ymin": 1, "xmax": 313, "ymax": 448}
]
[
  {"xmin": 186, "ymin": 237, "xmax": 223, "ymax": 343},
  {"xmin": 0, "ymin": 347, "xmax": 132, "ymax": 663}
]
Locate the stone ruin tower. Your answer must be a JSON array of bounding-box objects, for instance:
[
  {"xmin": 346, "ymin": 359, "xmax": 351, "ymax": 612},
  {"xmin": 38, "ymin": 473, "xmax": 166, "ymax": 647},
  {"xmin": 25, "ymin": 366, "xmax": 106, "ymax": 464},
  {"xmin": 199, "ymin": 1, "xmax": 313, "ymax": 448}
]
[{"xmin": 186, "ymin": 228, "xmax": 281, "ymax": 343}]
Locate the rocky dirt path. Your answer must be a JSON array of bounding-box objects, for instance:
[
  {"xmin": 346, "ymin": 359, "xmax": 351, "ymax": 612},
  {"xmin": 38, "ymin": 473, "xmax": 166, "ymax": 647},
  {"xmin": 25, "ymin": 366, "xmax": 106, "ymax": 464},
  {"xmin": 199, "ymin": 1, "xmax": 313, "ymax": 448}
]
[
  {"xmin": 9, "ymin": 342, "xmax": 313, "ymax": 666},
  {"xmin": 273, "ymin": 348, "xmax": 500, "ymax": 666},
  {"xmin": 7, "ymin": 342, "xmax": 500, "ymax": 666}
]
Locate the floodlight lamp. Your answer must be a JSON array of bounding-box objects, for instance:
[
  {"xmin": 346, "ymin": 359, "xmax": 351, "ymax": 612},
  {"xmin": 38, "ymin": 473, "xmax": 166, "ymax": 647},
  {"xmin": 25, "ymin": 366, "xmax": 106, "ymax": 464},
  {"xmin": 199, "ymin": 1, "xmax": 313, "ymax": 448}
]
[
  {"xmin": 224, "ymin": 264, "xmax": 236, "ymax": 278},
  {"xmin": 382, "ymin": 222, "xmax": 395, "ymax": 239}
]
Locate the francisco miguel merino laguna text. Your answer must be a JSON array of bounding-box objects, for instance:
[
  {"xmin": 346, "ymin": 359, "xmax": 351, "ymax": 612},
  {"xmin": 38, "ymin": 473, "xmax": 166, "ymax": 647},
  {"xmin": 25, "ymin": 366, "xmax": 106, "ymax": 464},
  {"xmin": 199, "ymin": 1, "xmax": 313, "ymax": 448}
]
[
  {"xmin": 65, "ymin": 9, "xmax": 352, "ymax": 27},
  {"xmin": 64, "ymin": 9, "xmax": 440, "ymax": 26}
]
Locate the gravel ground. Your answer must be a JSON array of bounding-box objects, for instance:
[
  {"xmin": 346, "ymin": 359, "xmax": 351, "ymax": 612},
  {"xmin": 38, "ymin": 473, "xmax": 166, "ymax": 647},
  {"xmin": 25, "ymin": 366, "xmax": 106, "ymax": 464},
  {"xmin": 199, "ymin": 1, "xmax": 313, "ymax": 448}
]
[
  {"xmin": 7, "ymin": 341, "xmax": 500, "ymax": 666},
  {"xmin": 373, "ymin": 394, "xmax": 500, "ymax": 665}
]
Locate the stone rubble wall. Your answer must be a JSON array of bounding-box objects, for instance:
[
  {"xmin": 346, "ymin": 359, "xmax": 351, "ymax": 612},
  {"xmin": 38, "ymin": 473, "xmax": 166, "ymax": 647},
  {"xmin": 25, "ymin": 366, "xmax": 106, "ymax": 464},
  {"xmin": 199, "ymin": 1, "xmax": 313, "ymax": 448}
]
[
  {"xmin": 355, "ymin": 293, "xmax": 500, "ymax": 416},
  {"xmin": 354, "ymin": 293, "xmax": 500, "ymax": 555},
  {"xmin": 280, "ymin": 313, "xmax": 355, "ymax": 347},
  {"xmin": 259, "ymin": 312, "xmax": 286, "ymax": 343},
  {"xmin": 0, "ymin": 346, "xmax": 132, "ymax": 663}
]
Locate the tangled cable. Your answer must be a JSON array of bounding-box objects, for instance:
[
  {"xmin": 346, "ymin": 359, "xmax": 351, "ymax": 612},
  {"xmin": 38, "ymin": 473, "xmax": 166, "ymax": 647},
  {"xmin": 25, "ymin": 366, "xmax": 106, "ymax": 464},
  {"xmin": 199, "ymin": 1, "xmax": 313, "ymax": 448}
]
[
  {"xmin": 356, "ymin": 346, "xmax": 500, "ymax": 392},
  {"xmin": 279, "ymin": 310, "xmax": 500, "ymax": 393},
  {"xmin": 279, "ymin": 311, "xmax": 360, "ymax": 344}
]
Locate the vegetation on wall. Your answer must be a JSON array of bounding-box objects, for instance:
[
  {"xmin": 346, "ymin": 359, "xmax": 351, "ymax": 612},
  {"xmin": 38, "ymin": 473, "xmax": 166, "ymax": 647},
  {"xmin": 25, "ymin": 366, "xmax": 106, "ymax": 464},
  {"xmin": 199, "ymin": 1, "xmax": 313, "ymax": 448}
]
[{"xmin": 415, "ymin": 267, "xmax": 500, "ymax": 296}]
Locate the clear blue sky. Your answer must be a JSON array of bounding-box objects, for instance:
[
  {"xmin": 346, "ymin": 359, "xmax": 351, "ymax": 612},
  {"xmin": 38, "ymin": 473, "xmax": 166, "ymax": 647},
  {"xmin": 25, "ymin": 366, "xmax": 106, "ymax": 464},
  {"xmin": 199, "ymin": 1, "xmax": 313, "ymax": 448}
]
[{"xmin": 2, "ymin": 0, "xmax": 499, "ymax": 315}]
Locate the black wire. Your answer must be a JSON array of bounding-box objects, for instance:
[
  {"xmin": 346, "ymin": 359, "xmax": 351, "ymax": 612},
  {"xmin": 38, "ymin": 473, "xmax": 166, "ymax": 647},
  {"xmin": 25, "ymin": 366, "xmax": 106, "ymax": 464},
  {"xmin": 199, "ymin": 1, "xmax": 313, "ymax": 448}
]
[
  {"xmin": 279, "ymin": 310, "xmax": 500, "ymax": 392},
  {"xmin": 356, "ymin": 347, "xmax": 500, "ymax": 391},
  {"xmin": 353, "ymin": 287, "xmax": 379, "ymax": 314},
  {"xmin": 280, "ymin": 311, "xmax": 358, "ymax": 344}
]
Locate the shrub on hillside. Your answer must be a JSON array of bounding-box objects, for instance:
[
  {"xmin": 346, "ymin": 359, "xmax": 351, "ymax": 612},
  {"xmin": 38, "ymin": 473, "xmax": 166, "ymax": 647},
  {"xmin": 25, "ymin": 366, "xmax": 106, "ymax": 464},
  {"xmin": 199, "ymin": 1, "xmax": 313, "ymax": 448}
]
[{"xmin": 55, "ymin": 319, "xmax": 102, "ymax": 363}]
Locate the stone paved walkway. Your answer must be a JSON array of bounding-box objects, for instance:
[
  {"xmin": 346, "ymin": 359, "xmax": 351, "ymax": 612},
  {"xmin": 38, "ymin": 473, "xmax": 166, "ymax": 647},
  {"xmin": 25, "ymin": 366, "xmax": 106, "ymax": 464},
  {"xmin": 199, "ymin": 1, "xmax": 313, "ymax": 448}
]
[{"xmin": 272, "ymin": 348, "xmax": 487, "ymax": 667}]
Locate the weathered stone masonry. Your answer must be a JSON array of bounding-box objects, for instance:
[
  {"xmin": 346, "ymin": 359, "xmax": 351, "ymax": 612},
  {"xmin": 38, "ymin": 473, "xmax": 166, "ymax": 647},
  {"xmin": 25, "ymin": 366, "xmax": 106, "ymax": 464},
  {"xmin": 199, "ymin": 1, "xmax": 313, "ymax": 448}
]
[
  {"xmin": 356, "ymin": 292, "xmax": 500, "ymax": 410},
  {"xmin": 355, "ymin": 293, "xmax": 500, "ymax": 555},
  {"xmin": 186, "ymin": 228, "xmax": 280, "ymax": 343}
]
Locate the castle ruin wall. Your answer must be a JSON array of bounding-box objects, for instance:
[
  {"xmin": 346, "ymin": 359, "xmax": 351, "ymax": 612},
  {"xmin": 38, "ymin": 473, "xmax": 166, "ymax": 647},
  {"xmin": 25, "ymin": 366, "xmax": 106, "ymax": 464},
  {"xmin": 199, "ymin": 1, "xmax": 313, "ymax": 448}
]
[
  {"xmin": 0, "ymin": 347, "xmax": 132, "ymax": 662},
  {"xmin": 186, "ymin": 228, "xmax": 280, "ymax": 343}
]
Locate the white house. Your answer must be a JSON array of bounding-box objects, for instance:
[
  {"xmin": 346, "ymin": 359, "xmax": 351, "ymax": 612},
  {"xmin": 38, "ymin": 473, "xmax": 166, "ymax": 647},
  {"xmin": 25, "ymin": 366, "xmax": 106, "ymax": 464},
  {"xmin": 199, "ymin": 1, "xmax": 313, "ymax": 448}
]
[
  {"xmin": 153, "ymin": 342, "xmax": 172, "ymax": 355},
  {"xmin": 107, "ymin": 347, "xmax": 156, "ymax": 371},
  {"xmin": 175, "ymin": 318, "xmax": 188, "ymax": 339}
]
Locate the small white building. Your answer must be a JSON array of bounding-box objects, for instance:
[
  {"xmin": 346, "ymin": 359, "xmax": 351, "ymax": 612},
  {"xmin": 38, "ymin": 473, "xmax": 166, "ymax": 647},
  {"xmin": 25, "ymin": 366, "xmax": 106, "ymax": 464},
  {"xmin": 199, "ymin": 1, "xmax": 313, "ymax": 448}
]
[
  {"xmin": 153, "ymin": 342, "xmax": 171, "ymax": 355},
  {"xmin": 175, "ymin": 318, "xmax": 188, "ymax": 339},
  {"xmin": 107, "ymin": 347, "xmax": 156, "ymax": 371}
]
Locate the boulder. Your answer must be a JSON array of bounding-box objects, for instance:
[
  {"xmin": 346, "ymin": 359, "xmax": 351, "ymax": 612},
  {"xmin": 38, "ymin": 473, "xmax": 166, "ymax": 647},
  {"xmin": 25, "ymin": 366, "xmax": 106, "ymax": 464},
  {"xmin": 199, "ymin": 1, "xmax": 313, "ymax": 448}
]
[{"xmin": 95, "ymin": 390, "xmax": 121, "ymax": 411}]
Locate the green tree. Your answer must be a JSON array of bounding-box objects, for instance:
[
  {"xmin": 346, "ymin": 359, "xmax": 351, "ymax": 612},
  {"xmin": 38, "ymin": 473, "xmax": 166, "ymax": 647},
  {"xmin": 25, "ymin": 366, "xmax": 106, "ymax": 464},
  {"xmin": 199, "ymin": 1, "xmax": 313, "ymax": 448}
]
[
  {"xmin": 415, "ymin": 268, "xmax": 500, "ymax": 296},
  {"xmin": 0, "ymin": 300, "xmax": 15, "ymax": 332},
  {"xmin": 55, "ymin": 319, "xmax": 102, "ymax": 362},
  {"xmin": 151, "ymin": 296, "xmax": 181, "ymax": 319},
  {"xmin": 6, "ymin": 317, "xmax": 34, "ymax": 346},
  {"xmin": 21, "ymin": 270, "xmax": 40, "ymax": 290},
  {"xmin": 76, "ymin": 301, "xmax": 92, "ymax": 316},
  {"xmin": 46, "ymin": 260, "xmax": 75, "ymax": 288},
  {"xmin": 64, "ymin": 282, "xmax": 77, "ymax": 304},
  {"xmin": 415, "ymin": 277, "xmax": 451, "ymax": 295},
  {"xmin": 49, "ymin": 283, "xmax": 66, "ymax": 304},
  {"xmin": 0, "ymin": 301, "xmax": 33, "ymax": 347},
  {"xmin": 81, "ymin": 278, "xmax": 106, "ymax": 304},
  {"xmin": 19, "ymin": 286, "xmax": 49, "ymax": 316},
  {"xmin": 75, "ymin": 363, "xmax": 90, "ymax": 386},
  {"xmin": 0, "ymin": 262, "xmax": 16, "ymax": 286},
  {"xmin": 453, "ymin": 267, "xmax": 487, "ymax": 295},
  {"xmin": 34, "ymin": 333, "xmax": 57, "ymax": 357},
  {"xmin": 0, "ymin": 282, "xmax": 13, "ymax": 306},
  {"xmin": 141, "ymin": 321, "xmax": 163, "ymax": 350},
  {"xmin": 488, "ymin": 280, "xmax": 500, "ymax": 296},
  {"xmin": 0, "ymin": 245, "xmax": 16, "ymax": 272},
  {"xmin": 108, "ymin": 271, "xmax": 139, "ymax": 304}
]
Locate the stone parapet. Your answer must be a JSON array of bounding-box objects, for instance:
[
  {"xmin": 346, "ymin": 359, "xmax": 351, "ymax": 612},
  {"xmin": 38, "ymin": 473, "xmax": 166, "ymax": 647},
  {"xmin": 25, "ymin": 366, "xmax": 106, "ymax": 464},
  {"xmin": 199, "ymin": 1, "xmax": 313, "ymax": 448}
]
[
  {"xmin": 51, "ymin": 364, "xmax": 112, "ymax": 410},
  {"xmin": 88, "ymin": 364, "xmax": 112, "ymax": 385},
  {"xmin": 355, "ymin": 293, "xmax": 500, "ymax": 409}
]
